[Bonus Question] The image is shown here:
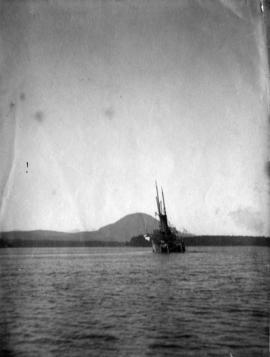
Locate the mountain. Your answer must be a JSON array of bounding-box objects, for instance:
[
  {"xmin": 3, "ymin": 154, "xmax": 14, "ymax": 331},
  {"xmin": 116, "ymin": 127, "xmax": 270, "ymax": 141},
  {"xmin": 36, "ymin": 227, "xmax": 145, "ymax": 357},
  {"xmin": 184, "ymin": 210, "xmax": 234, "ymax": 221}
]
[
  {"xmin": 0, "ymin": 213, "xmax": 160, "ymax": 245},
  {"xmin": 95, "ymin": 213, "xmax": 159, "ymax": 242},
  {"xmin": 0, "ymin": 230, "xmax": 98, "ymax": 243},
  {"xmin": 0, "ymin": 215, "xmax": 269, "ymax": 247}
]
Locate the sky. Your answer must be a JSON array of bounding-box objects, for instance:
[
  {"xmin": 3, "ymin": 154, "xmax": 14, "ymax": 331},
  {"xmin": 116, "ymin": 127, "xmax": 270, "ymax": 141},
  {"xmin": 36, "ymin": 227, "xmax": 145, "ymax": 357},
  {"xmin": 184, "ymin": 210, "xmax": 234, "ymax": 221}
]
[{"xmin": 0, "ymin": 0, "xmax": 269, "ymax": 235}]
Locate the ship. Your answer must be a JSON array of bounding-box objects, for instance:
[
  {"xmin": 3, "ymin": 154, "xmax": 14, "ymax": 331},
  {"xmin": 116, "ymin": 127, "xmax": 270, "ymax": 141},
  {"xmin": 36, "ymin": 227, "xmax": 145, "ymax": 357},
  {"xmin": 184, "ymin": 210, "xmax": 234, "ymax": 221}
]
[{"xmin": 145, "ymin": 182, "xmax": 185, "ymax": 253}]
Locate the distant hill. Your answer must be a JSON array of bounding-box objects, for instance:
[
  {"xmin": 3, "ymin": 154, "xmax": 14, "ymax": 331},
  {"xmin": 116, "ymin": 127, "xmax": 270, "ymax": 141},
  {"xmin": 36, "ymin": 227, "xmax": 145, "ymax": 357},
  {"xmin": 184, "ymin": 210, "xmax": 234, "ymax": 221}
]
[
  {"xmin": 1, "ymin": 213, "xmax": 269, "ymax": 247},
  {"xmin": 95, "ymin": 212, "xmax": 159, "ymax": 241},
  {"xmin": 0, "ymin": 213, "xmax": 160, "ymax": 245},
  {"xmin": 0, "ymin": 230, "xmax": 98, "ymax": 246}
]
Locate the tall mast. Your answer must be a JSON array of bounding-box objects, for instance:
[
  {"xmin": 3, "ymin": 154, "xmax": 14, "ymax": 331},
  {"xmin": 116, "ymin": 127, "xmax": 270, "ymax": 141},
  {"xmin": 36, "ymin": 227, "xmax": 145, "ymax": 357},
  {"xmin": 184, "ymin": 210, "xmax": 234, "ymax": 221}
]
[
  {"xmin": 161, "ymin": 187, "xmax": 167, "ymax": 216},
  {"xmin": 155, "ymin": 181, "xmax": 161, "ymax": 216}
]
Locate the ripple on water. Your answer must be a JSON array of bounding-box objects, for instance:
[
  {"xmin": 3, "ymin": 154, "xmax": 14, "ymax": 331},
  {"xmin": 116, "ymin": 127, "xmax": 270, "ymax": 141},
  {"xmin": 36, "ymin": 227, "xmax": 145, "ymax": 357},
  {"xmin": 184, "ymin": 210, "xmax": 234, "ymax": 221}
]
[{"xmin": 0, "ymin": 246, "xmax": 269, "ymax": 357}]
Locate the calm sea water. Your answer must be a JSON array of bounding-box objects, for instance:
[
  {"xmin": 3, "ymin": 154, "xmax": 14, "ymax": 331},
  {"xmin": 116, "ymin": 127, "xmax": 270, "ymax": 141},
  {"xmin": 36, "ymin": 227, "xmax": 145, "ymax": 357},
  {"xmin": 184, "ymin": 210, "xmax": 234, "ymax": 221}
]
[{"xmin": 0, "ymin": 246, "xmax": 269, "ymax": 357}]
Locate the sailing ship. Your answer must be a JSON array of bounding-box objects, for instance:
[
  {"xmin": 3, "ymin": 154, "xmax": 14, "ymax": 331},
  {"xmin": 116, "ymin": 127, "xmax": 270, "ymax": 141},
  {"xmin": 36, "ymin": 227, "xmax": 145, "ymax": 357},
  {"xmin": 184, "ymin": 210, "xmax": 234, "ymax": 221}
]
[{"xmin": 145, "ymin": 182, "xmax": 185, "ymax": 253}]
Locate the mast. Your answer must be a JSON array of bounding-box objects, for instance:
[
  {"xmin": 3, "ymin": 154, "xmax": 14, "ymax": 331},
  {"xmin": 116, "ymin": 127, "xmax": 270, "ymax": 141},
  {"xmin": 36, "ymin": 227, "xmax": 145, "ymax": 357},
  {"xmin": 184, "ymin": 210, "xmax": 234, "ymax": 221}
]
[
  {"xmin": 155, "ymin": 181, "xmax": 169, "ymax": 233},
  {"xmin": 161, "ymin": 187, "xmax": 167, "ymax": 216},
  {"xmin": 155, "ymin": 181, "xmax": 161, "ymax": 215},
  {"xmin": 155, "ymin": 181, "xmax": 162, "ymax": 230}
]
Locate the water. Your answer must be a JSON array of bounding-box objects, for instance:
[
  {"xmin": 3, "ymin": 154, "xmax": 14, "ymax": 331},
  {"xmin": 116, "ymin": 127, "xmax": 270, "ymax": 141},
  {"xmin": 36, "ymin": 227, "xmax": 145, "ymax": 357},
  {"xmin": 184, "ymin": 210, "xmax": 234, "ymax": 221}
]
[{"xmin": 0, "ymin": 246, "xmax": 269, "ymax": 357}]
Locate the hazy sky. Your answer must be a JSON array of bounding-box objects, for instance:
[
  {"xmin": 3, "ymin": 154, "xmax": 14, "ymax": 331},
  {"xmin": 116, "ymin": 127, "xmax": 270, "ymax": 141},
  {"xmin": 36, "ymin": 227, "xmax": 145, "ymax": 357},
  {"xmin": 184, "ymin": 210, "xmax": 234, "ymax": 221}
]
[{"xmin": 0, "ymin": 0, "xmax": 269, "ymax": 235}]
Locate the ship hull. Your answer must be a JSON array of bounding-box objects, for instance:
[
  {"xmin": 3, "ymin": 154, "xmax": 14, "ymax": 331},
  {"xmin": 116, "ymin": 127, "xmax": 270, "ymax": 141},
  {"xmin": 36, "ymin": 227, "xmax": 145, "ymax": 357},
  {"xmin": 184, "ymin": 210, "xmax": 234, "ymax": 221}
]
[{"xmin": 151, "ymin": 231, "xmax": 185, "ymax": 254}]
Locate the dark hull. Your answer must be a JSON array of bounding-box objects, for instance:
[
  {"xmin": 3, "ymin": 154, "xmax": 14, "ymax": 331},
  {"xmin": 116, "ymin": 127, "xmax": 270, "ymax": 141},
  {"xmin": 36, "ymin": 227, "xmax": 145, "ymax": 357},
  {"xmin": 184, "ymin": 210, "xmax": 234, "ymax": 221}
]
[{"xmin": 151, "ymin": 231, "xmax": 185, "ymax": 254}]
